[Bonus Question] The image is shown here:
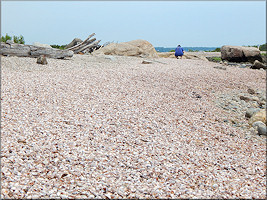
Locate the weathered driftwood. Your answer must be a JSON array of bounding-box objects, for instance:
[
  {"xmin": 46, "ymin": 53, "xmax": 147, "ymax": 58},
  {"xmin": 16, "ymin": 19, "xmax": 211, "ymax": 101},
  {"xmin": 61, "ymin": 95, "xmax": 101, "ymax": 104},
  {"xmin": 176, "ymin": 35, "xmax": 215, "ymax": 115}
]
[
  {"xmin": 65, "ymin": 33, "xmax": 101, "ymax": 54},
  {"xmin": 73, "ymin": 40, "xmax": 101, "ymax": 53},
  {"xmin": 1, "ymin": 43, "xmax": 31, "ymax": 57},
  {"xmin": 71, "ymin": 38, "xmax": 96, "ymax": 52},
  {"xmin": 0, "ymin": 42, "xmax": 73, "ymax": 59},
  {"xmin": 66, "ymin": 33, "xmax": 96, "ymax": 51}
]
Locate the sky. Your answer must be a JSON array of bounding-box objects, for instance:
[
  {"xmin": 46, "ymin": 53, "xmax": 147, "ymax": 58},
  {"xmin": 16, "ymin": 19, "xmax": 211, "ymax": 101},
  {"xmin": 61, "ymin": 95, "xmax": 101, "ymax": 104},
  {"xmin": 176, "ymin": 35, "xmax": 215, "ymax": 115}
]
[{"xmin": 1, "ymin": 1, "xmax": 266, "ymax": 47}]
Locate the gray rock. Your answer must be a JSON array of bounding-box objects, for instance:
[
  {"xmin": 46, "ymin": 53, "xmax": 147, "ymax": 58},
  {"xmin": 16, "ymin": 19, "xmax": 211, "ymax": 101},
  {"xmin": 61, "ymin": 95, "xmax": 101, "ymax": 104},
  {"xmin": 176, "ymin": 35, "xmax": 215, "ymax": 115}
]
[
  {"xmin": 37, "ymin": 55, "xmax": 48, "ymax": 65},
  {"xmin": 245, "ymin": 108, "xmax": 260, "ymax": 118},
  {"xmin": 247, "ymin": 88, "xmax": 255, "ymax": 95},
  {"xmin": 251, "ymin": 60, "xmax": 267, "ymax": 70},
  {"xmin": 239, "ymin": 64, "xmax": 247, "ymax": 68},
  {"xmin": 213, "ymin": 66, "xmax": 226, "ymax": 70},
  {"xmin": 239, "ymin": 95, "xmax": 251, "ymax": 102},
  {"xmin": 261, "ymin": 54, "xmax": 267, "ymax": 63},
  {"xmin": 221, "ymin": 45, "xmax": 262, "ymax": 63},
  {"xmin": 252, "ymin": 121, "xmax": 266, "ymax": 135}
]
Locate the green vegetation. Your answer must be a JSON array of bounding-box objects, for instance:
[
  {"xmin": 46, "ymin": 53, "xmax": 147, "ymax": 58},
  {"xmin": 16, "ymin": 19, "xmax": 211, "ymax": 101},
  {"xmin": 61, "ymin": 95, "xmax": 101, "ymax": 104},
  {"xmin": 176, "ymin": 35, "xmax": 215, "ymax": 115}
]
[
  {"xmin": 243, "ymin": 43, "xmax": 266, "ymax": 51},
  {"xmin": 1, "ymin": 33, "xmax": 25, "ymax": 44},
  {"xmin": 50, "ymin": 44, "xmax": 67, "ymax": 50},
  {"xmin": 261, "ymin": 53, "xmax": 266, "ymax": 56},
  {"xmin": 259, "ymin": 43, "xmax": 266, "ymax": 51},
  {"xmin": 208, "ymin": 57, "xmax": 222, "ymax": 62},
  {"xmin": 212, "ymin": 47, "xmax": 221, "ymax": 52},
  {"xmin": 188, "ymin": 49, "xmax": 199, "ymax": 52},
  {"xmin": 204, "ymin": 48, "xmax": 221, "ymax": 52},
  {"xmin": 169, "ymin": 49, "xmax": 175, "ymax": 52},
  {"xmin": 13, "ymin": 35, "xmax": 25, "ymax": 44},
  {"xmin": 1, "ymin": 34, "xmax": 12, "ymax": 43}
]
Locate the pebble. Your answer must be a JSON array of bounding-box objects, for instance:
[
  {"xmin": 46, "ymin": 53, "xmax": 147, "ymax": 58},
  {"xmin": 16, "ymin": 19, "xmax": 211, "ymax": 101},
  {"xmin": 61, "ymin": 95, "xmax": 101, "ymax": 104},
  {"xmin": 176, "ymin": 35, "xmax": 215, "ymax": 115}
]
[
  {"xmin": 245, "ymin": 108, "xmax": 260, "ymax": 118},
  {"xmin": 1, "ymin": 55, "xmax": 266, "ymax": 199},
  {"xmin": 252, "ymin": 121, "xmax": 267, "ymax": 136}
]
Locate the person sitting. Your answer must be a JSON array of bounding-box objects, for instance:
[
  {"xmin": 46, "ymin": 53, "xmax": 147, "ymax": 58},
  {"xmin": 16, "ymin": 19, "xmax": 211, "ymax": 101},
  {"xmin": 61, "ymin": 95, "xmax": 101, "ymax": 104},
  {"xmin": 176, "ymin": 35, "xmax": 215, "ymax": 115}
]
[{"xmin": 175, "ymin": 45, "xmax": 184, "ymax": 59}]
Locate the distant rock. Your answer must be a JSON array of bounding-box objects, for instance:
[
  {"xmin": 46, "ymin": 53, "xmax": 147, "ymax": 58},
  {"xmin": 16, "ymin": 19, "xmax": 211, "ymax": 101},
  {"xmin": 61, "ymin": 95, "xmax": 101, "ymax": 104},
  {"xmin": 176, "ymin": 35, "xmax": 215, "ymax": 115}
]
[
  {"xmin": 93, "ymin": 39, "xmax": 159, "ymax": 58},
  {"xmin": 33, "ymin": 42, "xmax": 52, "ymax": 48},
  {"xmin": 251, "ymin": 60, "xmax": 267, "ymax": 70},
  {"xmin": 221, "ymin": 45, "xmax": 262, "ymax": 63},
  {"xmin": 65, "ymin": 38, "xmax": 83, "ymax": 49}
]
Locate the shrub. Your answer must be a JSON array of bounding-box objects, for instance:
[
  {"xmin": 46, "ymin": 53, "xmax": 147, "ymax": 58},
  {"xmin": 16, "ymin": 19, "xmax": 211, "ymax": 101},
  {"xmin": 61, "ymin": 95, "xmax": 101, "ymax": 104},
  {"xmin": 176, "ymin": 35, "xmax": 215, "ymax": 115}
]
[
  {"xmin": 1, "ymin": 34, "xmax": 12, "ymax": 42},
  {"xmin": 13, "ymin": 35, "xmax": 25, "ymax": 44},
  {"xmin": 212, "ymin": 47, "xmax": 221, "ymax": 52},
  {"xmin": 51, "ymin": 44, "xmax": 67, "ymax": 49},
  {"xmin": 1, "ymin": 34, "xmax": 25, "ymax": 44},
  {"xmin": 169, "ymin": 50, "xmax": 175, "ymax": 52},
  {"xmin": 18, "ymin": 35, "xmax": 25, "ymax": 44},
  {"xmin": 259, "ymin": 43, "xmax": 266, "ymax": 51}
]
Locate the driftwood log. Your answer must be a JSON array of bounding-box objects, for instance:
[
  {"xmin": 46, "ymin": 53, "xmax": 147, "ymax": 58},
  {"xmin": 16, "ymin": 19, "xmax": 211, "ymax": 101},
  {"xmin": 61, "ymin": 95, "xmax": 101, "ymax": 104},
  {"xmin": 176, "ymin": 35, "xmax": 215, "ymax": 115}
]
[
  {"xmin": 0, "ymin": 42, "xmax": 73, "ymax": 59},
  {"xmin": 65, "ymin": 33, "xmax": 101, "ymax": 54}
]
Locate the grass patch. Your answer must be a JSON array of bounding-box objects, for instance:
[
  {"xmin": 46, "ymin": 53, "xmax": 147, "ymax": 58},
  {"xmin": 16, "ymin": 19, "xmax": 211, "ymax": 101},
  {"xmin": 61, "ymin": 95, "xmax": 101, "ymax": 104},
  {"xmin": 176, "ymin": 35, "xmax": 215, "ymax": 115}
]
[
  {"xmin": 51, "ymin": 44, "xmax": 67, "ymax": 50},
  {"xmin": 207, "ymin": 57, "xmax": 222, "ymax": 62}
]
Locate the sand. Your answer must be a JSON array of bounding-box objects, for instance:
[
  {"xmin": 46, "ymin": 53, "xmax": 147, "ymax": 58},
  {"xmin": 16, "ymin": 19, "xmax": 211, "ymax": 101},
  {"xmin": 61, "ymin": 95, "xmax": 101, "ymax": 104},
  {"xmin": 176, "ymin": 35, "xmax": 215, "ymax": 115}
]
[{"xmin": 1, "ymin": 54, "xmax": 266, "ymax": 199}]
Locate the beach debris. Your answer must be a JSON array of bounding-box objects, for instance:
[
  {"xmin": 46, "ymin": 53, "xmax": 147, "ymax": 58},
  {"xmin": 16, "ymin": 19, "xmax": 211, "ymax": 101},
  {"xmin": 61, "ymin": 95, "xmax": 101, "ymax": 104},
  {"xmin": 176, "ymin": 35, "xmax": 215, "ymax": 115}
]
[
  {"xmin": 65, "ymin": 38, "xmax": 83, "ymax": 49},
  {"xmin": 65, "ymin": 33, "xmax": 101, "ymax": 54},
  {"xmin": 37, "ymin": 55, "xmax": 48, "ymax": 65},
  {"xmin": 0, "ymin": 42, "xmax": 73, "ymax": 59},
  {"xmin": 221, "ymin": 45, "xmax": 262, "ymax": 63},
  {"xmin": 142, "ymin": 60, "xmax": 153, "ymax": 64}
]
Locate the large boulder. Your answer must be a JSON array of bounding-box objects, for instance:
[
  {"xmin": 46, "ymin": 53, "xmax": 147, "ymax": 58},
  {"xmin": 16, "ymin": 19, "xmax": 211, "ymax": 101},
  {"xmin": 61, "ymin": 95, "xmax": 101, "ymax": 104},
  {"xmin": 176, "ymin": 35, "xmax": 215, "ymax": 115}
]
[
  {"xmin": 65, "ymin": 38, "xmax": 83, "ymax": 49},
  {"xmin": 221, "ymin": 45, "xmax": 262, "ymax": 63},
  {"xmin": 93, "ymin": 39, "xmax": 159, "ymax": 58}
]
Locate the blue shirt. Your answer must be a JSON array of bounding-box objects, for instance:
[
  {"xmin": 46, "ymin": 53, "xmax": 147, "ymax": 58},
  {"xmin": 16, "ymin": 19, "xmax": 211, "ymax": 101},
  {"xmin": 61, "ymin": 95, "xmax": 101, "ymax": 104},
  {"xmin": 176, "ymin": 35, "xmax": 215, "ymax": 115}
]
[{"xmin": 175, "ymin": 47, "xmax": 184, "ymax": 56}]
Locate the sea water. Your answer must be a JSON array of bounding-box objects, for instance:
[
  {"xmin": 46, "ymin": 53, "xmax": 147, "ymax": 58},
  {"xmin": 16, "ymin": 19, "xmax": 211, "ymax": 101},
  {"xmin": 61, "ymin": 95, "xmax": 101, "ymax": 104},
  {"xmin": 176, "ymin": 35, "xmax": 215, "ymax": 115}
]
[{"xmin": 155, "ymin": 47, "xmax": 219, "ymax": 52}]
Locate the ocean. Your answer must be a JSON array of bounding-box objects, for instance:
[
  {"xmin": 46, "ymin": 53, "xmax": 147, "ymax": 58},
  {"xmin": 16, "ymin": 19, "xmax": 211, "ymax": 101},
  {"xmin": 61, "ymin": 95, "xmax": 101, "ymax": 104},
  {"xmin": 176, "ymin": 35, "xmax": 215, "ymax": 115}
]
[{"xmin": 155, "ymin": 47, "xmax": 220, "ymax": 52}]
